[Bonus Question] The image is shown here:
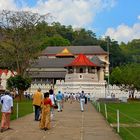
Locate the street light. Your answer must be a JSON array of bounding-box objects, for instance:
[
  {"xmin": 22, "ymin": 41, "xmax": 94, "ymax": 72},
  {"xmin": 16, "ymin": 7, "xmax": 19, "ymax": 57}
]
[{"xmin": 107, "ymin": 36, "xmax": 110, "ymax": 97}]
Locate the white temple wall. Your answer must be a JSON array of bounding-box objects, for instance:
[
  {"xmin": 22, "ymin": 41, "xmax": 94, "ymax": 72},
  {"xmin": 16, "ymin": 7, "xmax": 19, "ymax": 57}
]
[
  {"xmin": 24, "ymin": 82, "xmax": 140, "ymax": 99},
  {"xmin": 55, "ymin": 81, "xmax": 106, "ymax": 98},
  {"xmin": 26, "ymin": 83, "xmax": 53, "ymax": 95}
]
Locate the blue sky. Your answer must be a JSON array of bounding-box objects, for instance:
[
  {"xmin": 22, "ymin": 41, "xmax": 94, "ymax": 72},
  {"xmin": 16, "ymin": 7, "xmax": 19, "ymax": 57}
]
[
  {"xmin": 1, "ymin": 0, "xmax": 140, "ymax": 43},
  {"xmin": 93, "ymin": 0, "xmax": 140, "ymax": 36}
]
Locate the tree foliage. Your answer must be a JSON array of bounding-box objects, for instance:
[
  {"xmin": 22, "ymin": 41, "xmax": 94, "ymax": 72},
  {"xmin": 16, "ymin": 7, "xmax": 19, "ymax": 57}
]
[
  {"xmin": 120, "ymin": 39, "xmax": 140, "ymax": 63},
  {"xmin": 7, "ymin": 75, "xmax": 31, "ymax": 100},
  {"xmin": 0, "ymin": 10, "xmax": 50, "ymax": 76},
  {"xmin": 98, "ymin": 37, "xmax": 127, "ymax": 69},
  {"xmin": 41, "ymin": 35, "xmax": 70, "ymax": 48},
  {"xmin": 72, "ymin": 28, "xmax": 98, "ymax": 45},
  {"xmin": 7, "ymin": 75, "xmax": 31, "ymax": 91},
  {"xmin": 110, "ymin": 63, "xmax": 140, "ymax": 98}
]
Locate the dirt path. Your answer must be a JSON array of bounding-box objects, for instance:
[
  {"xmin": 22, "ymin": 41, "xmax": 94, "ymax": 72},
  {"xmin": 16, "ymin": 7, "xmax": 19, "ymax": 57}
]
[{"xmin": 0, "ymin": 101, "xmax": 121, "ymax": 140}]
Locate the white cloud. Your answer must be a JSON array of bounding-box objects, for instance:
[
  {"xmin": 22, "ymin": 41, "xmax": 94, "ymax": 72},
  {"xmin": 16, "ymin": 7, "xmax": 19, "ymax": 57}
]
[
  {"xmin": 0, "ymin": 0, "xmax": 17, "ymax": 10},
  {"xmin": 0, "ymin": 0, "xmax": 116, "ymax": 28},
  {"xmin": 29, "ymin": 0, "xmax": 117, "ymax": 27},
  {"xmin": 105, "ymin": 23, "xmax": 140, "ymax": 43},
  {"xmin": 137, "ymin": 15, "xmax": 140, "ymax": 20}
]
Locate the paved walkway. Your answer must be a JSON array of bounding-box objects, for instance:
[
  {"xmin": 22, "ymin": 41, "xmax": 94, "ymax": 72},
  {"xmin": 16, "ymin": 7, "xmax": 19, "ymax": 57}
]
[{"xmin": 0, "ymin": 101, "xmax": 121, "ymax": 140}]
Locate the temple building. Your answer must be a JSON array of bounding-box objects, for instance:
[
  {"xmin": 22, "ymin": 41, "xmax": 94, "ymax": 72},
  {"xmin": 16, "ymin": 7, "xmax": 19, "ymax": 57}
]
[
  {"xmin": 28, "ymin": 46, "xmax": 109, "ymax": 97},
  {"xmin": 29, "ymin": 46, "xmax": 109, "ymax": 82}
]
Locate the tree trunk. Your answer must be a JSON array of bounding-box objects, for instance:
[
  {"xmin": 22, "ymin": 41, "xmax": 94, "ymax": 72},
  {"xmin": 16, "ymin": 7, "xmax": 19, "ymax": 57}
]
[{"xmin": 18, "ymin": 90, "xmax": 25, "ymax": 101}]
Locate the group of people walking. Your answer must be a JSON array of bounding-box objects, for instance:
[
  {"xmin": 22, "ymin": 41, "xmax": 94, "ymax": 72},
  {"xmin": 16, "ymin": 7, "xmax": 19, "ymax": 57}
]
[
  {"xmin": 0, "ymin": 88, "xmax": 89, "ymax": 132},
  {"xmin": 32, "ymin": 88, "xmax": 88, "ymax": 131},
  {"xmin": 32, "ymin": 88, "xmax": 64, "ymax": 131}
]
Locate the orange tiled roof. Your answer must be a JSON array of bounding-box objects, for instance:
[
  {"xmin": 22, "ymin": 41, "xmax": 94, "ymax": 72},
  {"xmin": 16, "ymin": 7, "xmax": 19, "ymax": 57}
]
[{"xmin": 66, "ymin": 54, "xmax": 97, "ymax": 67}]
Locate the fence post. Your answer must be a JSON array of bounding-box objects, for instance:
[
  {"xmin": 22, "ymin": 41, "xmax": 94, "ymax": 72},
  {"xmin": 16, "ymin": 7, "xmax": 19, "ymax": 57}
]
[
  {"xmin": 16, "ymin": 102, "xmax": 19, "ymax": 119},
  {"xmin": 117, "ymin": 109, "xmax": 120, "ymax": 133},
  {"xmin": 98, "ymin": 102, "xmax": 100, "ymax": 112},
  {"xmin": 104, "ymin": 104, "xmax": 108, "ymax": 119}
]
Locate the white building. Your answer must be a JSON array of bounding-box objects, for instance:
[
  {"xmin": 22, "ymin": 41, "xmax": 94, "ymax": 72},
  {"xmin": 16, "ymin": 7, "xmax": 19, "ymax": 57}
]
[{"xmin": 55, "ymin": 53, "xmax": 106, "ymax": 98}]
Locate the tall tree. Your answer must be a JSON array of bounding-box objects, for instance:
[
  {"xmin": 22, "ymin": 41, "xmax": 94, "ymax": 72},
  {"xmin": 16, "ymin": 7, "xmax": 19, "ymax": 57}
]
[
  {"xmin": 0, "ymin": 10, "xmax": 50, "ymax": 77},
  {"xmin": 0, "ymin": 10, "xmax": 50, "ymax": 100}
]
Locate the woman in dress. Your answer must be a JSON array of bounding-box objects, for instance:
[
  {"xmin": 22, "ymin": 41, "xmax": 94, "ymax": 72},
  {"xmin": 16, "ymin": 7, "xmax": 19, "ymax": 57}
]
[{"xmin": 39, "ymin": 92, "xmax": 53, "ymax": 131}]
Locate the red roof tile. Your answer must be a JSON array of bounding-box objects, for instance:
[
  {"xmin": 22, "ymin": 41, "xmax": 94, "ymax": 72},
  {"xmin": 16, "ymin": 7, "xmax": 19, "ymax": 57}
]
[{"xmin": 66, "ymin": 54, "xmax": 97, "ymax": 67}]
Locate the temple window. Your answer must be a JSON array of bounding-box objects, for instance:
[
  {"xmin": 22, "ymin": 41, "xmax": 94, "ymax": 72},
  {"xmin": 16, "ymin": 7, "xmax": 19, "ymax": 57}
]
[
  {"xmin": 68, "ymin": 67, "xmax": 73, "ymax": 74},
  {"xmin": 88, "ymin": 68, "xmax": 92, "ymax": 73},
  {"xmin": 79, "ymin": 75, "xmax": 83, "ymax": 79},
  {"xmin": 80, "ymin": 68, "xmax": 83, "ymax": 73},
  {"xmin": 70, "ymin": 69, "xmax": 73, "ymax": 73}
]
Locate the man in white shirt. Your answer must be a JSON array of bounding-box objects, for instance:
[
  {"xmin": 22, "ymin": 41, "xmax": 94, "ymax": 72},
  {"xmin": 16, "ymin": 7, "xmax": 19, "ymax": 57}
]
[
  {"xmin": 0, "ymin": 91, "xmax": 13, "ymax": 132},
  {"xmin": 80, "ymin": 91, "xmax": 85, "ymax": 112}
]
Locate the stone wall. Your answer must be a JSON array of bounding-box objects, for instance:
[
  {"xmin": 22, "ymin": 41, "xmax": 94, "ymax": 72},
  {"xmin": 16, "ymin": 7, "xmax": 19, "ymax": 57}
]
[{"xmin": 26, "ymin": 81, "xmax": 140, "ymax": 100}]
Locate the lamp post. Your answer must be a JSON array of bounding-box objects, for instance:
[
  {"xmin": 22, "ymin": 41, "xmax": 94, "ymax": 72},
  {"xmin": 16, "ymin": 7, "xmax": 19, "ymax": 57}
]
[
  {"xmin": 105, "ymin": 81, "xmax": 107, "ymax": 98},
  {"xmin": 107, "ymin": 36, "xmax": 110, "ymax": 96}
]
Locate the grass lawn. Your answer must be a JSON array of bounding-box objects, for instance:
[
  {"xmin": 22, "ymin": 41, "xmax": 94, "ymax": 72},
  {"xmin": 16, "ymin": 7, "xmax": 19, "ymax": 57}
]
[
  {"xmin": 93, "ymin": 101, "xmax": 140, "ymax": 140},
  {"xmin": 120, "ymin": 127, "xmax": 140, "ymax": 140},
  {"xmin": 0, "ymin": 100, "xmax": 33, "ymax": 121}
]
